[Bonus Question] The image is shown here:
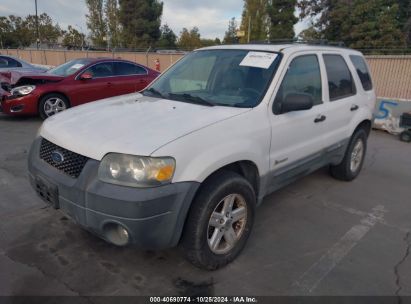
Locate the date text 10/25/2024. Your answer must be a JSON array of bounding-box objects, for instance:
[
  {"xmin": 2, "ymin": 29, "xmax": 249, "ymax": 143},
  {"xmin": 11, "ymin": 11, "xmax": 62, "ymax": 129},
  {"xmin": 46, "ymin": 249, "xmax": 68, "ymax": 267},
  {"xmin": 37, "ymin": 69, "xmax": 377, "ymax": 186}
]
[{"xmin": 149, "ymin": 297, "xmax": 258, "ymax": 303}]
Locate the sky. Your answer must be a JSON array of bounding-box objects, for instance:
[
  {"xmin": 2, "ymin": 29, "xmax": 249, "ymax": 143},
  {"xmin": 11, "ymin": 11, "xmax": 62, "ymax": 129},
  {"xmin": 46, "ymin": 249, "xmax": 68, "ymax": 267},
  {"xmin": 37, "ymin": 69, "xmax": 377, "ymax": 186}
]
[{"xmin": 0, "ymin": 0, "xmax": 308, "ymax": 40}]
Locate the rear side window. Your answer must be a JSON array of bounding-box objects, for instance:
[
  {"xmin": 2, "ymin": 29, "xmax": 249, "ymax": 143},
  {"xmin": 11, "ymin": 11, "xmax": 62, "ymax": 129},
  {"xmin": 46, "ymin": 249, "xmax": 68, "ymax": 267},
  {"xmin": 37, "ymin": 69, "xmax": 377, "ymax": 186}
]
[
  {"xmin": 274, "ymin": 54, "xmax": 323, "ymax": 112},
  {"xmin": 6, "ymin": 57, "xmax": 22, "ymax": 67},
  {"xmin": 0, "ymin": 58, "xmax": 8, "ymax": 68},
  {"xmin": 323, "ymin": 55, "xmax": 356, "ymax": 101},
  {"xmin": 114, "ymin": 62, "xmax": 146, "ymax": 76},
  {"xmin": 350, "ymin": 55, "xmax": 373, "ymax": 91}
]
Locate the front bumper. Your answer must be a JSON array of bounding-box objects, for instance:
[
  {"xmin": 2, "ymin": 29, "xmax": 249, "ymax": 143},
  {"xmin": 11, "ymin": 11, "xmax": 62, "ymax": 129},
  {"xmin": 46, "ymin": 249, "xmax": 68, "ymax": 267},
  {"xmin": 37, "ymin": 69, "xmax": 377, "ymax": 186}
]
[
  {"xmin": 2, "ymin": 94, "xmax": 38, "ymax": 115},
  {"xmin": 28, "ymin": 137, "xmax": 200, "ymax": 249}
]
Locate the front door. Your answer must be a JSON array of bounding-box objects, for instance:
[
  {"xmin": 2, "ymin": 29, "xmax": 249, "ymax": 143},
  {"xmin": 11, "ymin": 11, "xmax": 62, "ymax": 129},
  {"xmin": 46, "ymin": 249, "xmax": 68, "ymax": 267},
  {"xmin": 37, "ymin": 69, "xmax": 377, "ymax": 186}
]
[
  {"xmin": 71, "ymin": 62, "xmax": 117, "ymax": 105},
  {"xmin": 268, "ymin": 53, "xmax": 328, "ymax": 189}
]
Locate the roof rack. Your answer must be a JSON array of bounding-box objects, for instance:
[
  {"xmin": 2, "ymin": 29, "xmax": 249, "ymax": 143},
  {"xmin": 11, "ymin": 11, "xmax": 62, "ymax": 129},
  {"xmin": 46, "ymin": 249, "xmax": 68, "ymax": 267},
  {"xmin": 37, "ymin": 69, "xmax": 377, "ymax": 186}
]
[{"xmin": 248, "ymin": 39, "xmax": 346, "ymax": 47}]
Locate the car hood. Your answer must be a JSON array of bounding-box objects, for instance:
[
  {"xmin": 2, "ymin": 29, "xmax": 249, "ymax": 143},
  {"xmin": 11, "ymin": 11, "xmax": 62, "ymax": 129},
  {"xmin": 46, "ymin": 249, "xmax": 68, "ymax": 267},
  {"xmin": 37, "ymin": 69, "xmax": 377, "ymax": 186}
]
[
  {"xmin": 40, "ymin": 93, "xmax": 250, "ymax": 160},
  {"xmin": 0, "ymin": 70, "xmax": 64, "ymax": 85}
]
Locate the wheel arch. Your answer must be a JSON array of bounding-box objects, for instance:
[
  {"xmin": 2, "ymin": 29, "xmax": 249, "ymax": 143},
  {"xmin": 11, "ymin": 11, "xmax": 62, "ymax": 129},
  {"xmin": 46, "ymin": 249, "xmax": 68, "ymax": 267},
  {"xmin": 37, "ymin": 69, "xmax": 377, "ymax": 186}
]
[
  {"xmin": 37, "ymin": 91, "xmax": 71, "ymax": 110},
  {"xmin": 353, "ymin": 119, "xmax": 372, "ymax": 137},
  {"xmin": 200, "ymin": 160, "xmax": 260, "ymax": 198},
  {"xmin": 175, "ymin": 160, "xmax": 260, "ymax": 246}
]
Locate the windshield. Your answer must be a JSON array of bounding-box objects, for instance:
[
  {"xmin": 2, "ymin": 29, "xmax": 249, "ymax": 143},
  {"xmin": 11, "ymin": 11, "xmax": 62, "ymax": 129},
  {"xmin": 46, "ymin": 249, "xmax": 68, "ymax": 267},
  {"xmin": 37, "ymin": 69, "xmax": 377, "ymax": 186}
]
[
  {"xmin": 47, "ymin": 59, "xmax": 92, "ymax": 76},
  {"xmin": 143, "ymin": 49, "xmax": 281, "ymax": 108}
]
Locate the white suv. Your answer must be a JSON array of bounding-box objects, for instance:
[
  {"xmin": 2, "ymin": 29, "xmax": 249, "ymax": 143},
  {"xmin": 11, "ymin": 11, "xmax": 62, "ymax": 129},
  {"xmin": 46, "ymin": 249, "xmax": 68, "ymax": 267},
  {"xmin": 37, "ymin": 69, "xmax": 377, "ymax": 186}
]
[{"xmin": 28, "ymin": 44, "xmax": 376, "ymax": 270}]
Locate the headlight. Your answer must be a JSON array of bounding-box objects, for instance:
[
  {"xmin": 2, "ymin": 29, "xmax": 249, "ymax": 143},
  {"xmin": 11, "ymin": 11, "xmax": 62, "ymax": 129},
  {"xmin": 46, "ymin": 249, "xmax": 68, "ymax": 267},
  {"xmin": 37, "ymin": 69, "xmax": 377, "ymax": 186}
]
[
  {"xmin": 11, "ymin": 85, "xmax": 36, "ymax": 96},
  {"xmin": 98, "ymin": 153, "xmax": 175, "ymax": 188}
]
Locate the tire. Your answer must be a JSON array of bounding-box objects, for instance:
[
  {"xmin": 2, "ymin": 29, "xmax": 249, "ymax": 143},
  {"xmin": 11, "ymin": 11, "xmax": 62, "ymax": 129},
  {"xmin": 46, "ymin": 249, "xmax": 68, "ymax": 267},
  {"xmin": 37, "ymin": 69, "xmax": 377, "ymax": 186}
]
[
  {"xmin": 181, "ymin": 171, "xmax": 256, "ymax": 270},
  {"xmin": 38, "ymin": 93, "xmax": 70, "ymax": 120},
  {"xmin": 399, "ymin": 131, "xmax": 411, "ymax": 143},
  {"xmin": 330, "ymin": 128, "xmax": 368, "ymax": 181}
]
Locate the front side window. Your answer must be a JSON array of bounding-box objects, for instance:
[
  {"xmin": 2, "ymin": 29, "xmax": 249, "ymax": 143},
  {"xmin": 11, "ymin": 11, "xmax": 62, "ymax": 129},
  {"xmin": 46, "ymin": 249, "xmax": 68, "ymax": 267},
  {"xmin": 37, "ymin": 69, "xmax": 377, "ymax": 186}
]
[
  {"xmin": 143, "ymin": 49, "xmax": 281, "ymax": 108},
  {"xmin": 323, "ymin": 54, "xmax": 356, "ymax": 101},
  {"xmin": 350, "ymin": 55, "xmax": 373, "ymax": 91},
  {"xmin": 114, "ymin": 62, "xmax": 146, "ymax": 76},
  {"xmin": 84, "ymin": 62, "xmax": 114, "ymax": 78},
  {"xmin": 273, "ymin": 54, "xmax": 322, "ymax": 114}
]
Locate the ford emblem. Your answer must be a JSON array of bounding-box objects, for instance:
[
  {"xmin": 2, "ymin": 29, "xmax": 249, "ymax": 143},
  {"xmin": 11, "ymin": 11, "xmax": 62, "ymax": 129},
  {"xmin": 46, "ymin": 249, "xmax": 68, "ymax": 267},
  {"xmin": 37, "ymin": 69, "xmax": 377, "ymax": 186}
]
[{"xmin": 51, "ymin": 150, "xmax": 64, "ymax": 164}]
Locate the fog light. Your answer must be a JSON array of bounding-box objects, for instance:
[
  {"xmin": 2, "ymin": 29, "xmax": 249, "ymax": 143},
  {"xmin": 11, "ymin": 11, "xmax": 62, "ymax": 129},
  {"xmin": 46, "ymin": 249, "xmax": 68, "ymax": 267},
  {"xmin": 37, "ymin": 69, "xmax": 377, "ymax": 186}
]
[
  {"xmin": 10, "ymin": 105, "xmax": 24, "ymax": 112},
  {"xmin": 104, "ymin": 223, "xmax": 130, "ymax": 246}
]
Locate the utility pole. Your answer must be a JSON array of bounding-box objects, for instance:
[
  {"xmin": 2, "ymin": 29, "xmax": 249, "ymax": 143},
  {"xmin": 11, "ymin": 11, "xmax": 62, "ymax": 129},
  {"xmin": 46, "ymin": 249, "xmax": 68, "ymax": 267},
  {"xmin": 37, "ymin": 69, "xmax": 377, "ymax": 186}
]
[
  {"xmin": 248, "ymin": 16, "xmax": 251, "ymax": 43},
  {"xmin": 75, "ymin": 24, "xmax": 85, "ymax": 50},
  {"xmin": 35, "ymin": 0, "xmax": 40, "ymax": 49}
]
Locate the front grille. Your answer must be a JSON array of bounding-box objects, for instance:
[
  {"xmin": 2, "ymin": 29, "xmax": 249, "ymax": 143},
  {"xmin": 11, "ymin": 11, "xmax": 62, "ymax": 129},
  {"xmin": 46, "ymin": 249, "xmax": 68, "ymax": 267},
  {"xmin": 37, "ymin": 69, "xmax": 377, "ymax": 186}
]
[{"xmin": 39, "ymin": 138, "xmax": 89, "ymax": 178}]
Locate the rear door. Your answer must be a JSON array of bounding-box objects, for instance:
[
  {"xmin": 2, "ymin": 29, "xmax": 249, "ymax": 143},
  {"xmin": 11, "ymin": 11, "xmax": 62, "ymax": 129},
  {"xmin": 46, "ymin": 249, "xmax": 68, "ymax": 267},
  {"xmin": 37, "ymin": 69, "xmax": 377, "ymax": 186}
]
[
  {"xmin": 268, "ymin": 52, "xmax": 328, "ymax": 186},
  {"xmin": 113, "ymin": 62, "xmax": 150, "ymax": 94},
  {"xmin": 71, "ymin": 62, "xmax": 117, "ymax": 105},
  {"xmin": 319, "ymin": 53, "xmax": 359, "ymax": 149}
]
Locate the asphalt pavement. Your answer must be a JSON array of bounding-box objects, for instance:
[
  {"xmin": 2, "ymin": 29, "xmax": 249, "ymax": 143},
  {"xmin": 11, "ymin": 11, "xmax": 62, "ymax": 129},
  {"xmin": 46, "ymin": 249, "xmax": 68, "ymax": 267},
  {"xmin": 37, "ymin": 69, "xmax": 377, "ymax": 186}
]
[{"xmin": 0, "ymin": 114, "xmax": 410, "ymax": 297}]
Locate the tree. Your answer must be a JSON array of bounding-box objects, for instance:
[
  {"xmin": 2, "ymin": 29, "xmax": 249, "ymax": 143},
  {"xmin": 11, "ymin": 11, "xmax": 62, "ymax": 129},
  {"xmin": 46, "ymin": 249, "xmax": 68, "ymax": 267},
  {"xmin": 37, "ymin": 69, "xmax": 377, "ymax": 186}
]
[
  {"xmin": 200, "ymin": 38, "xmax": 218, "ymax": 47},
  {"xmin": 178, "ymin": 27, "xmax": 202, "ymax": 50},
  {"xmin": 239, "ymin": 0, "xmax": 269, "ymax": 43},
  {"xmin": 0, "ymin": 13, "xmax": 61, "ymax": 48},
  {"xmin": 25, "ymin": 13, "xmax": 61, "ymax": 45},
  {"xmin": 118, "ymin": 0, "xmax": 163, "ymax": 48},
  {"xmin": 62, "ymin": 26, "xmax": 86, "ymax": 49},
  {"xmin": 105, "ymin": 0, "xmax": 121, "ymax": 48},
  {"xmin": 223, "ymin": 17, "xmax": 238, "ymax": 44},
  {"xmin": 0, "ymin": 16, "xmax": 16, "ymax": 48},
  {"xmin": 266, "ymin": 0, "xmax": 297, "ymax": 40},
  {"xmin": 298, "ymin": 25, "xmax": 323, "ymax": 41},
  {"xmin": 398, "ymin": 0, "xmax": 411, "ymax": 46},
  {"xmin": 239, "ymin": 0, "xmax": 298, "ymax": 43},
  {"xmin": 157, "ymin": 24, "xmax": 177, "ymax": 48},
  {"xmin": 85, "ymin": 0, "xmax": 107, "ymax": 47},
  {"xmin": 347, "ymin": 1, "xmax": 405, "ymax": 48},
  {"xmin": 8, "ymin": 15, "xmax": 32, "ymax": 47},
  {"xmin": 298, "ymin": 0, "xmax": 406, "ymax": 48}
]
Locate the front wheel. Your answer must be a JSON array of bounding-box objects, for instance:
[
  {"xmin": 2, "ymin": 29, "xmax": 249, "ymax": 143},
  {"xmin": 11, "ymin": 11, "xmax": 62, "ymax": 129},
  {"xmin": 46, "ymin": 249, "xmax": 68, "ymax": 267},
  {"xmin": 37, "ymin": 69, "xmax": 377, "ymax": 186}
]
[
  {"xmin": 181, "ymin": 171, "xmax": 256, "ymax": 270},
  {"xmin": 330, "ymin": 128, "xmax": 368, "ymax": 181},
  {"xmin": 39, "ymin": 94, "xmax": 69, "ymax": 120}
]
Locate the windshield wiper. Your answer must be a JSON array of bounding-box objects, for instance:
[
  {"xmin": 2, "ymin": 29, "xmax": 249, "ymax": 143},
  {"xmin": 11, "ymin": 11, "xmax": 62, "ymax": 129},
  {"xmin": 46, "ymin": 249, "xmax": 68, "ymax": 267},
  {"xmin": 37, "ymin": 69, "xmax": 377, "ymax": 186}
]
[
  {"xmin": 168, "ymin": 93, "xmax": 215, "ymax": 107},
  {"xmin": 143, "ymin": 87, "xmax": 165, "ymax": 98}
]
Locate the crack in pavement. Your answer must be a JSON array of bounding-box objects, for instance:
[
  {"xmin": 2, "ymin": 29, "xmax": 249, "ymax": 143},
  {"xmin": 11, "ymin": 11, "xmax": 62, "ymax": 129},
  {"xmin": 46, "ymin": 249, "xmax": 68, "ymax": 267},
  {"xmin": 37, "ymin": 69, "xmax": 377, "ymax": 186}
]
[
  {"xmin": 394, "ymin": 231, "xmax": 411, "ymax": 300},
  {"xmin": 3, "ymin": 251, "xmax": 95, "ymax": 303}
]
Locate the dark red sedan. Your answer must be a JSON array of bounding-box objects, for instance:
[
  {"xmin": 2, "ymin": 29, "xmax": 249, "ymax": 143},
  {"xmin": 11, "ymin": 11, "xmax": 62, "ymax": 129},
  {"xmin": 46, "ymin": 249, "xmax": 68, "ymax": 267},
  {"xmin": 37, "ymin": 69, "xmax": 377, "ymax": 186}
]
[{"xmin": 0, "ymin": 58, "xmax": 160, "ymax": 119}]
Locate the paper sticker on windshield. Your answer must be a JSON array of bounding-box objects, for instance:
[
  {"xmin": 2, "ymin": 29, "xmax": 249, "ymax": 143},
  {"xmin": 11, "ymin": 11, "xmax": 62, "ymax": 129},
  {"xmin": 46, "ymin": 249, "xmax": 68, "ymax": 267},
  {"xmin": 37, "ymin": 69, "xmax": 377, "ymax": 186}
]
[
  {"xmin": 239, "ymin": 52, "xmax": 278, "ymax": 69},
  {"xmin": 71, "ymin": 64, "xmax": 85, "ymax": 70}
]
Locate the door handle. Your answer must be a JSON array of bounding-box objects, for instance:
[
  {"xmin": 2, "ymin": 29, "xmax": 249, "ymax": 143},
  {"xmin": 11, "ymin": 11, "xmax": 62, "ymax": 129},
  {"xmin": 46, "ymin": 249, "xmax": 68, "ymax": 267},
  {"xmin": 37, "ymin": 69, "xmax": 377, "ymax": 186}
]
[
  {"xmin": 314, "ymin": 115, "xmax": 326, "ymax": 123},
  {"xmin": 351, "ymin": 105, "xmax": 359, "ymax": 111},
  {"xmin": 107, "ymin": 82, "xmax": 113, "ymax": 86}
]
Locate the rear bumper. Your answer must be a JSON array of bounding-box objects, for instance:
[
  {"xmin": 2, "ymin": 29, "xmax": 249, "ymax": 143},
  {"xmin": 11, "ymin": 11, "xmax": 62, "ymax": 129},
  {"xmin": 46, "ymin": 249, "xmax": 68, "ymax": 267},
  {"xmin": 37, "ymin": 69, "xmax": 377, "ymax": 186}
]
[{"xmin": 28, "ymin": 137, "xmax": 200, "ymax": 249}]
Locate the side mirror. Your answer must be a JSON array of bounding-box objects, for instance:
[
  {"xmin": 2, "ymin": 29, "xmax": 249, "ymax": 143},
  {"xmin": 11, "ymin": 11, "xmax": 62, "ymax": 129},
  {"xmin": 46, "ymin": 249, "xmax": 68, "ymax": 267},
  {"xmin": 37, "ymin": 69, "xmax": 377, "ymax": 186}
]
[
  {"xmin": 281, "ymin": 93, "xmax": 314, "ymax": 113},
  {"xmin": 80, "ymin": 72, "xmax": 93, "ymax": 80}
]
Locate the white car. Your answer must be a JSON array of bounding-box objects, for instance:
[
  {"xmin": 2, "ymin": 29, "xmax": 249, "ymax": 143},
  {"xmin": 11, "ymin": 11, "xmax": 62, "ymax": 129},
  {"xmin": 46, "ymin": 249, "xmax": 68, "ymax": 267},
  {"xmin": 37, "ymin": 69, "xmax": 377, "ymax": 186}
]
[{"xmin": 28, "ymin": 44, "xmax": 376, "ymax": 270}]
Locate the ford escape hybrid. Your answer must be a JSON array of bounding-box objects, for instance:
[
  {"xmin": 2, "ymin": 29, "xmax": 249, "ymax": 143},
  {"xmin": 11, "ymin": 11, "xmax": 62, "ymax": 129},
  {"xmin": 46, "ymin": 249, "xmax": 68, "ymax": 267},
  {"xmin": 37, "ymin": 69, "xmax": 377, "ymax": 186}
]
[{"xmin": 28, "ymin": 44, "xmax": 376, "ymax": 270}]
